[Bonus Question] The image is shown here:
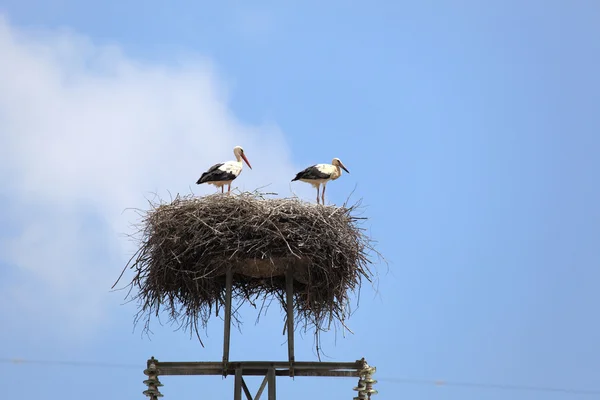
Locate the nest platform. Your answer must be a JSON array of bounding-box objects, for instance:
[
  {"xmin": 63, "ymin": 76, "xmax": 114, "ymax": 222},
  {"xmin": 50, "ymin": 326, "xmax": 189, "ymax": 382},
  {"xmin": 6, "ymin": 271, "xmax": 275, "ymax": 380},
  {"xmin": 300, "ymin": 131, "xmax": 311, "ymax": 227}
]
[{"xmin": 115, "ymin": 192, "xmax": 379, "ymax": 348}]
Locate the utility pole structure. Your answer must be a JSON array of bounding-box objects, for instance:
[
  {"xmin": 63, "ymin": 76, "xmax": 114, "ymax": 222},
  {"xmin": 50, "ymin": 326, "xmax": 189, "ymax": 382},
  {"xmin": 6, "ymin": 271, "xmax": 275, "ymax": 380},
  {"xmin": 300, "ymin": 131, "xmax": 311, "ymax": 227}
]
[{"xmin": 142, "ymin": 268, "xmax": 378, "ymax": 399}]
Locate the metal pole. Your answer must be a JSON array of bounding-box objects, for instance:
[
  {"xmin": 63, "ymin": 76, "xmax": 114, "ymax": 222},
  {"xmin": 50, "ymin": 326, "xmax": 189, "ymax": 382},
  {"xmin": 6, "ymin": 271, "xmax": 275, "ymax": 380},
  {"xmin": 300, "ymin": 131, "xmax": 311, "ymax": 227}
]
[
  {"xmin": 285, "ymin": 267, "xmax": 295, "ymax": 375},
  {"xmin": 267, "ymin": 367, "xmax": 276, "ymax": 400},
  {"xmin": 234, "ymin": 367, "xmax": 242, "ymax": 400},
  {"xmin": 223, "ymin": 268, "xmax": 233, "ymax": 373}
]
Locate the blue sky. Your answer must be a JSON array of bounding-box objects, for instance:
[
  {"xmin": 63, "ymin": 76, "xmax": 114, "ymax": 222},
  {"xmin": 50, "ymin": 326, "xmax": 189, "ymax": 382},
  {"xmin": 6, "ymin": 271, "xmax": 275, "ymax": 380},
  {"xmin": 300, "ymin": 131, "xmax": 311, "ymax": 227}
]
[{"xmin": 1, "ymin": 1, "xmax": 599, "ymax": 399}]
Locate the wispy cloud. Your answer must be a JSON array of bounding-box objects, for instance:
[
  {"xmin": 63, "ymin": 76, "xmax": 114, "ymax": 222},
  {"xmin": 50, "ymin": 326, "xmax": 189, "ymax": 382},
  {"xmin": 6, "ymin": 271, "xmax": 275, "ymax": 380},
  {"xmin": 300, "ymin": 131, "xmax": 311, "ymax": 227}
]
[{"xmin": 0, "ymin": 15, "xmax": 309, "ymax": 341}]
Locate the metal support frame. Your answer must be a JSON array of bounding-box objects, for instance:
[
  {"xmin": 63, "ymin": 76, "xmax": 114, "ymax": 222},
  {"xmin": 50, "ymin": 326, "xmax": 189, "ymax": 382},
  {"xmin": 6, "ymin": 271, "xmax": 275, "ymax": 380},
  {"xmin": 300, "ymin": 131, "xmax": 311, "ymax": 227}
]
[
  {"xmin": 143, "ymin": 357, "xmax": 376, "ymax": 399},
  {"xmin": 233, "ymin": 367, "xmax": 275, "ymax": 400},
  {"xmin": 222, "ymin": 266, "xmax": 296, "ymax": 369},
  {"xmin": 142, "ymin": 266, "xmax": 378, "ymax": 398}
]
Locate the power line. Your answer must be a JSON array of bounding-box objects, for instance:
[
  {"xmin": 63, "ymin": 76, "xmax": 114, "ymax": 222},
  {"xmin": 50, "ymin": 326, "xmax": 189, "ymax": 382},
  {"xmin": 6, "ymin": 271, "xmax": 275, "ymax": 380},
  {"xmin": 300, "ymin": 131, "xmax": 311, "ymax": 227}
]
[
  {"xmin": 2, "ymin": 357, "xmax": 599, "ymax": 395},
  {"xmin": 378, "ymin": 377, "xmax": 600, "ymax": 396},
  {"xmin": 0, "ymin": 357, "xmax": 139, "ymax": 369}
]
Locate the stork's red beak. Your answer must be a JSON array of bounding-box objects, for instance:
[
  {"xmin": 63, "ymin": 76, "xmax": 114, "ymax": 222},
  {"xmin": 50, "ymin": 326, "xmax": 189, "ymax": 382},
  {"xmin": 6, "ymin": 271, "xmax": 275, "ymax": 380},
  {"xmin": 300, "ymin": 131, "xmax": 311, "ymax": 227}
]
[
  {"xmin": 340, "ymin": 163, "xmax": 349, "ymax": 173},
  {"xmin": 241, "ymin": 153, "xmax": 252, "ymax": 169}
]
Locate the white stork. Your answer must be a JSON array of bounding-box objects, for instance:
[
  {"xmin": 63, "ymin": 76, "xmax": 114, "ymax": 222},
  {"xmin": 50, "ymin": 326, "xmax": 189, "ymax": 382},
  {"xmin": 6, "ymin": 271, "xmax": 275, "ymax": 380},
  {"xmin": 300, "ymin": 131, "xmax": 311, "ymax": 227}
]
[
  {"xmin": 196, "ymin": 146, "xmax": 252, "ymax": 194},
  {"xmin": 292, "ymin": 158, "xmax": 350, "ymax": 204}
]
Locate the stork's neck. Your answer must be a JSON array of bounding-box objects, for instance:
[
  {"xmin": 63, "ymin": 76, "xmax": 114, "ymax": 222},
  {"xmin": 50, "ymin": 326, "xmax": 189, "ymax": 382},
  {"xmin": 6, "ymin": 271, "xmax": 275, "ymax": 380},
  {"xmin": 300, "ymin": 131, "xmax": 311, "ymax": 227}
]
[
  {"xmin": 234, "ymin": 154, "xmax": 243, "ymax": 163},
  {"xmin": 332, "ymin": 165, "xmax": 342, "ymax": 179}
]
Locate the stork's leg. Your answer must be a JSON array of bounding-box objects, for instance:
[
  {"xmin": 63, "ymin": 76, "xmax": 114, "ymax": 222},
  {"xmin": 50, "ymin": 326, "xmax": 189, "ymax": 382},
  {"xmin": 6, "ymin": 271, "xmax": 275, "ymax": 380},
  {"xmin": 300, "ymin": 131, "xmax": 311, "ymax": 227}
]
[
  {"xmin": 322, "ymin": 184, "xmax": 326, "ymax": 204},
  {"xmin": 316, "ymin": 185, "xmax": 320, "ymax": 204},
  {"xmin": 221, "ymin": 186, "xmax": 224, "ymax": 194},
  {"xmin": 227, "ymin": 183, "xmax": 231, "ymax": 195}
]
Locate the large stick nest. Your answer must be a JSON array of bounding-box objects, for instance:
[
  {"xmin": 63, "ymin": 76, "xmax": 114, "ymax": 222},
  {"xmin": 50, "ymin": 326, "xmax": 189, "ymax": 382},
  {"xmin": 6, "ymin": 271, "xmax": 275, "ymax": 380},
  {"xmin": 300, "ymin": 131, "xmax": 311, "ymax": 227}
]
[{"xmin": 114, "ymin": 192, "xmax": 381, "ymax": 351}]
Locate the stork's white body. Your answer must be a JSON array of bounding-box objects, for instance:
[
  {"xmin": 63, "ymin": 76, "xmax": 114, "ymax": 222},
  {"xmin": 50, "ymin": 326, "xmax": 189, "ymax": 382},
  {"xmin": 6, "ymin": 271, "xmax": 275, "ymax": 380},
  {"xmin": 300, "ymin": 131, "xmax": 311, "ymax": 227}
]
[
  {"xmin": 297, "ymin": 164, "xmax": 342, "ymax": 186},
  {"xmin": 206, "ymin": 161, "xmax": 243, "ymax": 189},
  {"xmin": 292, "ymin": 158, "xmax": 349, "ymax": 204},
  {"xmin": 196, "ymin": 146, "xmax": 252, "ymax": 194}
]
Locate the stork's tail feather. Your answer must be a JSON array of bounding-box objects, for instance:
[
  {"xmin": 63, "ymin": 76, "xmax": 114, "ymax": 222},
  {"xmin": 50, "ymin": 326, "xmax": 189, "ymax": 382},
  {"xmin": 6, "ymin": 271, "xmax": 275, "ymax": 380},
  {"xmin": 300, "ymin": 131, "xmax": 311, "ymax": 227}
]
[{"xmin": 196, "ymin": 173, "xmax": 208, "ymax": 184}]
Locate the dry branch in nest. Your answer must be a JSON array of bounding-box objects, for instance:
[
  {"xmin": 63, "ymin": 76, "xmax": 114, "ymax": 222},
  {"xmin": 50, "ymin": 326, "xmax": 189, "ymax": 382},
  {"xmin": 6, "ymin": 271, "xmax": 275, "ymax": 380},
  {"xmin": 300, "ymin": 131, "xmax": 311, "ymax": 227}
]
[{"xmin": 114, "ymin": 191, "xmax": 381, "ymax": 353}]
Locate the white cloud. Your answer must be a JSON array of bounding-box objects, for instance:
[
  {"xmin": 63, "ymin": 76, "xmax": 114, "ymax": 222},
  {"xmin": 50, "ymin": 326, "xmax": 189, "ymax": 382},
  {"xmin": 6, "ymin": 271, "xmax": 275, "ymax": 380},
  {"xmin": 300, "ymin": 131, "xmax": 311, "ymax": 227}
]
[{"xmin": 0, "ymin": 15, "xmax": 310, "ymax": 341}]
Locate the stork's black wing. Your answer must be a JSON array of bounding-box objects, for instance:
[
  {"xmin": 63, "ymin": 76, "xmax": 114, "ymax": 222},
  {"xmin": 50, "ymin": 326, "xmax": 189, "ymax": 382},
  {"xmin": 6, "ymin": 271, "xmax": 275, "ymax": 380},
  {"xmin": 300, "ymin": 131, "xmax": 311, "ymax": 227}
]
[
  {"xmin": 196, "ymin": 163, "xmax": 236, "ymax": 184},
  {"xmin": 291, "ymin": 165, "xmax": 331, "ymax": 181}
]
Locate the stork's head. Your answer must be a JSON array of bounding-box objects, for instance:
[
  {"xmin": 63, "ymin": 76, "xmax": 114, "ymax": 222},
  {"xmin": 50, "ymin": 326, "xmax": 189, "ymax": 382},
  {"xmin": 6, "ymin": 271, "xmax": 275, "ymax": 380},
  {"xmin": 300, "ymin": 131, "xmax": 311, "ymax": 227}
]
[
  {"xmin": 233, "ymin": 146, "xmax": 252, "ymax": 169},
  {"xmin": 332, "ymin": 158, "xmax": 350, "ymax": 173}
]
